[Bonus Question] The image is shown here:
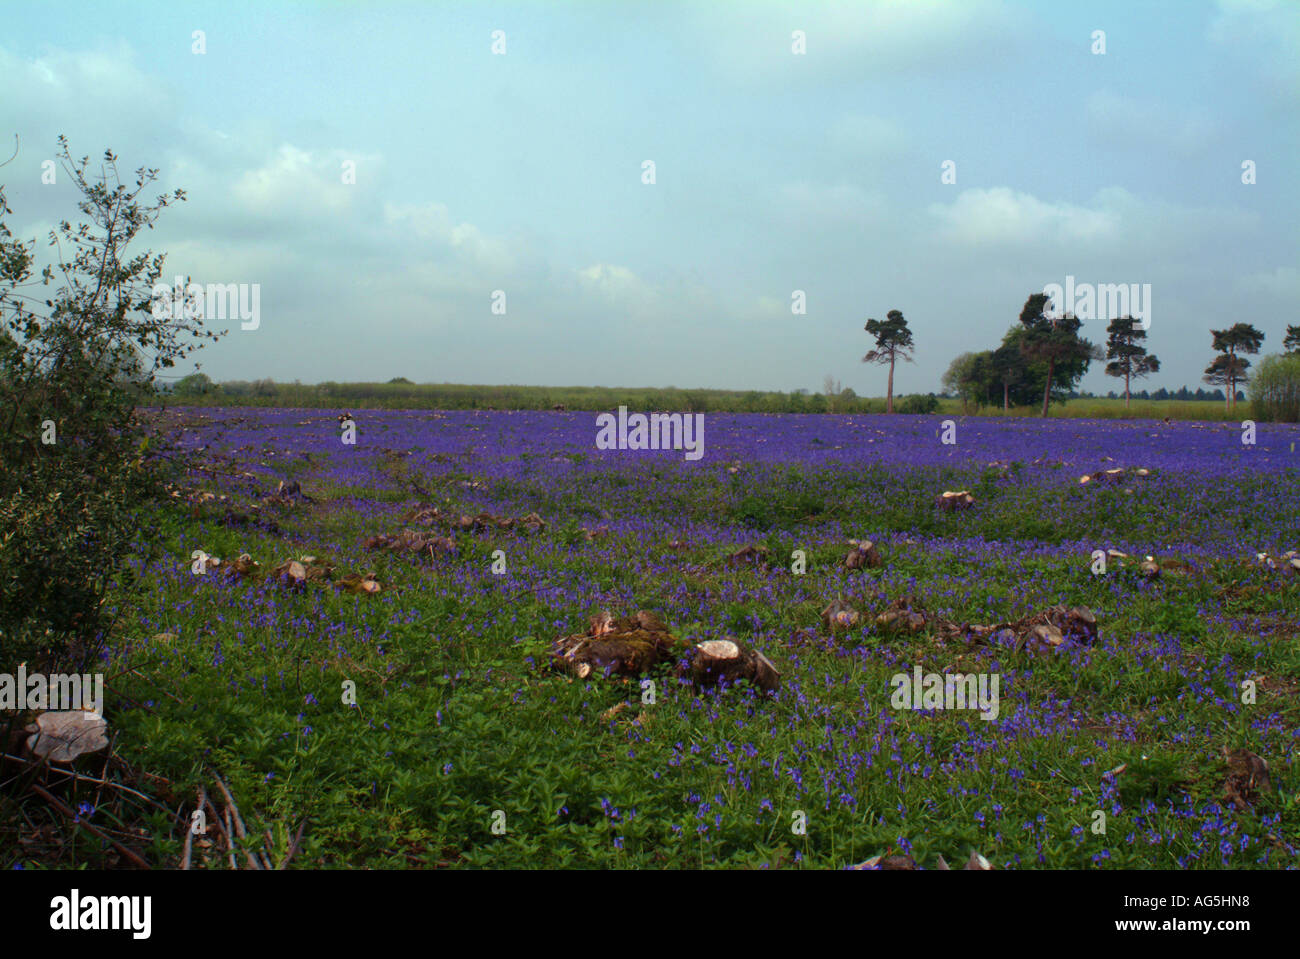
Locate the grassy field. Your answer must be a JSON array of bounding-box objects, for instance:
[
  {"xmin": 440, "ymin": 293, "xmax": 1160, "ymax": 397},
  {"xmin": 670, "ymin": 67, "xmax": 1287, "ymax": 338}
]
[
  {"xmin": 155, "ymin": 380, "xmax": 1248, "ymax": 421},
  {"xmin": 9, "ymin": 408, "xmax": 1295, "ymax": 870}
]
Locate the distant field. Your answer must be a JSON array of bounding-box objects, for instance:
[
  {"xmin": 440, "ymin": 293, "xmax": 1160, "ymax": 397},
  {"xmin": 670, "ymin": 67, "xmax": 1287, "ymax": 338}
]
[{"xmin": 154, "ymin": 382, "xmax": 1246, "ymax": 421}]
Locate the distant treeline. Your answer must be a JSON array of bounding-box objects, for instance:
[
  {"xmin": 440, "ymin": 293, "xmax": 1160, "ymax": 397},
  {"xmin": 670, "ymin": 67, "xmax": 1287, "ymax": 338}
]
[
  {"xmin": 157, "ymin": 377, "xmax": 885, "ymax": 412},
  {"xmin": 151, "ymin": 375, "xmax": 1244, "ymax": 418}
]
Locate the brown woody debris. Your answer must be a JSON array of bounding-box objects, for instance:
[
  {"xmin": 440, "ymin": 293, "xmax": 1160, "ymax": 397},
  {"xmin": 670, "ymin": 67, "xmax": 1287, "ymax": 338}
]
[
  {"xmin": 25, "ymin": 711, "xmax": 109, "ymax": 763},
  {"xmin": 363, "ymin": 529, "xmax": 457, "ymax": 556},
  {"xmin": 874, "ymin": 597, "xmax": 928, "ymax": 634},
  {"xmin": 225, "ymin": 553, "xmax": 262, "ymax": 580},
  {"xmin": 935, "ymin": 490, "xmax": 974, "ymax": 511},
  {"xmin": 844, "ymin": 539, "xmax": 882, "ymax": 570},
  {"xmin": 821, "ymin": 600, "xmax": 861, "ymax": 630},
  {"xmin": 1079, "ymin": 466, "xmax": 1150, "ymax": 485},
  {"xmin": 550, "ymin": 610, "xmax": 683, "ymax": 679},
  {"xmin": 1255, "ymin": 550, "xmax": 1300, "ymax": 576},
  {"xmin": 1222, "ymin": 747, "xmax": 1271, "ymax": 810},
  {"xmin": 728, "ymin": 545, "xmax": 771, "ymax": 567},
  {"xmin": 677, "ymin": 639, "xmax": 781, "ymax": 693}
]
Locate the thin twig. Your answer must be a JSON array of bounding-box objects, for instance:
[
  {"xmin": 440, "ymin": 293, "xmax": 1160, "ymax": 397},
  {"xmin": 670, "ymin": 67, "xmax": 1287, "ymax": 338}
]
[
  {"xmin": 203, "ymin": 795, "xmax": 235, "ymax": 869},
  {"xmin": 278, "ymin": 819, "xmax": 306, "ymax": 869},
  {"xmin": 213, "ymin": 771, "xmax": 260, "ymax": 870},
  {"xmin": 1, "ymin": 753, "xmax": 171, "ymax": 814},
  {"xmin": 30, "ymin": 782, "xmax": 150, "ymax": 869},
  {"xmin": 221, "ymin": 807, "xmax": 238, "ymax": 870}
]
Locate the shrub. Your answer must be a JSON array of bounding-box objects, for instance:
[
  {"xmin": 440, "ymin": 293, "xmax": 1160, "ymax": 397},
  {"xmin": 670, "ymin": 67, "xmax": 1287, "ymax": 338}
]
[
  {"xmin": 174, "ymin": 371, "xmax": 215, "ymax": 396},
  {"xmin": 1249, "ymin": 354, "xmax": 1300, "ymax": 422},
  {"xmin": 0, "ymin": 139, "xmax": 218, "ymax": 672},
  {"xmin": 899, "ymin": 393, "xmax": 940, "ymax": 415}
]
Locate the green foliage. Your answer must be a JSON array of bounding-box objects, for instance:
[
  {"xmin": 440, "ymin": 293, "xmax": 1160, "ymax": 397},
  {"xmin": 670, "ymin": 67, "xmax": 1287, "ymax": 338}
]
[
  {"xmin": 0, "ymin": 138, "xmax": 218, "ymax": 671},
  {"xmin": 897, "ymin": 392, "xmax": 939, "ymax": 415},
  {"xmin": 1249, "ymin": 353, "xmax": 1300, "ymax": 422},
  {"xmin": 1017, "ymin": 293, "xmax": 1098, "ymax": 417},
  {"xmin": 174, "ymin": 371, "xmax": 214, "ymax": 396},
  {"xmin": 941, "ymin": 351, "xmax": 991, "ymax": 410},
  {"xmin": 1205, "ymin": 324, "xmax": 1264, "ymax": 410},
  {"xmin": 728, "ymin": 470, "xmax": 829, "ymax": 530},
  {"xmin": 862, "ymin": 309, "xmax": 916, "ymax": 414},
  {"xmin": 1104, "ymin": 316, "xmax": 1160, "ymax": 401}
]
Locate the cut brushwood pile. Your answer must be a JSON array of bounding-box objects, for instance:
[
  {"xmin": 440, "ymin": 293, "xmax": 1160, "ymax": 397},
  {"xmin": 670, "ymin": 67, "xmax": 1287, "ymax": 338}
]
[
  {"xmin": 548, "ymin": 610, "xmax": 780, "ymax": 692},
  {"xmin": 550, "ymin": 610, "xmax": 682, "ymax": 679},
  {"xmin": 1078, "ymin": 466, "xmax": 1150, "ymax": 485},
  {"xmin": 817, "ymin": 596, "xmax": 1100, "ymax": 654},
  {"xmin": 362, "ymin": 529, "xmax": 457, "ymax": 557},
  {"xmin": 403, "ymin": 504, "xmax": 546, "ymax": 535}
]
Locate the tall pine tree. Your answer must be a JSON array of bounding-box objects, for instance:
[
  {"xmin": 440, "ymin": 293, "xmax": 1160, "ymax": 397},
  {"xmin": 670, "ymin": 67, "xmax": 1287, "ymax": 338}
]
[
  {"xmin": 862, "ymin": 310, "xmax": 915, "ymax": 414},
  {"xmin": 1104, "ymin": 316, "xmax": 1160, "ymax": 410}
]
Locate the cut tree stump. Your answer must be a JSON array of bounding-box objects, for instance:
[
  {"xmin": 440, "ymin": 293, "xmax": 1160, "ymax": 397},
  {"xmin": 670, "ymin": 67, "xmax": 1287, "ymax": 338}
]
[
  {"xmin": 844, "ymin": 539, "xmax": 882, "ymax": 569},
  {"xmin": 935, "ymin": 490, "xmax": 974, "ymax": 511},
  {"xmin": 678, "ymin": 639, "xmax": 780, "ymax": 692}
]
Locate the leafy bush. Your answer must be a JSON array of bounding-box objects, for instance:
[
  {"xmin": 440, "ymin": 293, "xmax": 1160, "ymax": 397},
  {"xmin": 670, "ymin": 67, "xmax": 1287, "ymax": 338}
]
[
  {"xmin": 898, "ymin": 392, "xmax": 940, "ymax": 415},
  {"xmin": 0, "ymin": 139, "xmax": 218, "ymax": 671},
  {"xmin": 174, "ymin": 371, "xmax": 215, "ymax": 396},
  {"xmin": 1249, "ymin": 353, "xmax": 1300, "ymax": 422}
]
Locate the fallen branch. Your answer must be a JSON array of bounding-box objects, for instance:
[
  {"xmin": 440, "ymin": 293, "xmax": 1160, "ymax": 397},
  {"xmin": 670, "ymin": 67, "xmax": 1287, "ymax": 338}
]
[
  {"xmin": 2, "ymin": 753, "xmax": 173, "ymax": 815},
  {"xmin": 213, "ymin": 771, "xmax": 261, "ymax": 870},
  {"xmin": 279, "ymin": 819, "xmax": 307, "ymax": 869},
  {"xmin": 30, "ymin": 782, "xmax": 150, "ymax": 869}
]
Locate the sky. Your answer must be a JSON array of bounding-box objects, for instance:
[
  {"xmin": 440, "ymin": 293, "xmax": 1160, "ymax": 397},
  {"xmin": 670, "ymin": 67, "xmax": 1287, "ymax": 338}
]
[{"xmin": 1, "ymin": 0, "xmax": 1296, "ymax": 395}]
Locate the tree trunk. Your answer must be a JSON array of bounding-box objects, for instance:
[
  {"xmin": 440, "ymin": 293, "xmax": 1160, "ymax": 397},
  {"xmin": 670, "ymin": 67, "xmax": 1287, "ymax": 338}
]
[
  {"xmin": 1003, "ymin": 381, "xmax": 1009, "ymax": 412},
  {"xmin": 1041, "ymin": 360, "xmax": 1054, "ymax": 418},
  {"xmin": 1125, "ymin": 368, "xmax": 1131, "ymax": 410},
  {"xmin": 1228, "ymin": 349, "xmax": 1234, "ymax": 413},
  {"xmin": 886, "ymin": 356, "xmax": 895, "ymax": 414}
]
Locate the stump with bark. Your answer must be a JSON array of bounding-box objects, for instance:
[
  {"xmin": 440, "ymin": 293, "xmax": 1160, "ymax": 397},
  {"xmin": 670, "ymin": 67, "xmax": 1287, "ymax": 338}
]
[
  {"xmin": 844, "ymin": 539, "xmax": 882, "ymax": 570},
  {"xmin": 549, "ymin": 610, "xmax": 682, "ymax": 679},
  {"xmin": 678, "ymin": 639, "xmax": 780, "ymax": 693},
  {"xmin": 935, "ymin": 490, "xmax": 974, "ymax": 511}
]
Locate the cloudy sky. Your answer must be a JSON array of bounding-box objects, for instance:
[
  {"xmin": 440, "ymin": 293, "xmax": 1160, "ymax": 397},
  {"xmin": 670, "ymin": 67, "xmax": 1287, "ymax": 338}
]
[{"xmin": 2, "ymin": 0, "xmax": 1296, "ymax": 394}]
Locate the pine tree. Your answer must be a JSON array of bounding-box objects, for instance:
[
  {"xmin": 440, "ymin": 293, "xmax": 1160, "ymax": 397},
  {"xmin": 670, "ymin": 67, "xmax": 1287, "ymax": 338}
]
[
  {"xmin": 1104, "ymin": 316, "xmax": 1160, "ymax": 410},
  {"xmin": 862, "ymin": 310, "xmax": 915, "ymax": 414},
  {"xmin": 1017, "ymin": 293, "xmax": 1097, "ymax": 417},
  {"xmin": 1204, "ymin": 323, "xmax": 1264, "ymax": 413}
]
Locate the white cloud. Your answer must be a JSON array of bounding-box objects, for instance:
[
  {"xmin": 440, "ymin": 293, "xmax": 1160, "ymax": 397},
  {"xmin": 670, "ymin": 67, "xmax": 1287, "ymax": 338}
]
[
  {"xmin": 928, "ymin": 187, "xmax": 1121, "ymax": 247},
  {"xmin": 232, "ymin": 146, "xmax": 358, "ymax": 221},
  {"xmin": 384, "ymin": 201, "xmax": 515, "ymax": 274},
  {"xmin": 576, "ymin": 263, "xmax": 646, "ymax": 296}
]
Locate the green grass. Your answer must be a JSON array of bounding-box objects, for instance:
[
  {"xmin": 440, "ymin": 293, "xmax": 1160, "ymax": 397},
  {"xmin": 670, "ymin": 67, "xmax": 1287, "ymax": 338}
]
[
  {"xmin": 152, "ymin": 381, "xmax": 1243, "ymax": 420},
  {"xmin": 19, "ymin": 457, "xmax": 1295, "ymax": 871}
]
